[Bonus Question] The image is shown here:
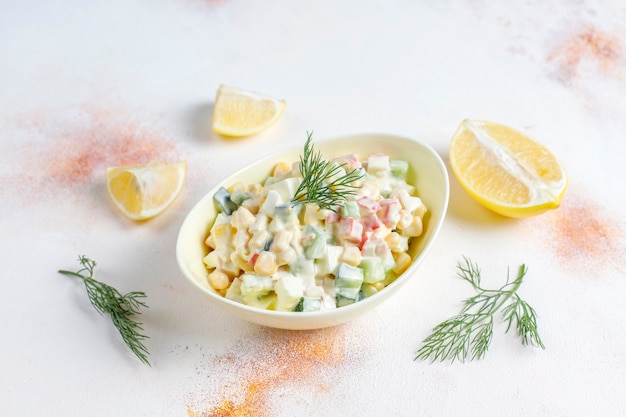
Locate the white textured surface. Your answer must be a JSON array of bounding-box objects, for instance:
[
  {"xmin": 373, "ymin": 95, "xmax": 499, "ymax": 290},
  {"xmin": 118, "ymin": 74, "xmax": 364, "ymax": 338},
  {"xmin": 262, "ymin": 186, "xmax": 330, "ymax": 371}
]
[{"xmin": 1, "ymin": 1, "xmax": 625, "ymax": 416}]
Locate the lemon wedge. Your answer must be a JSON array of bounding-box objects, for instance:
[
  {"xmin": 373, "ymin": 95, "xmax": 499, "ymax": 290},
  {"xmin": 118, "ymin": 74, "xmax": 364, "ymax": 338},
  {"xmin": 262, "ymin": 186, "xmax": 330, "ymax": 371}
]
[
  {"xmin": 449, "ymin": 119, "xmax": 567, "ymax": 218},
  {"xmin": 212, "ymin": 84, "xmax": 286, "ymax": 137},
  {"xmin": 106, "ymin": 161, "xmax": 186, "ymax": 220}
]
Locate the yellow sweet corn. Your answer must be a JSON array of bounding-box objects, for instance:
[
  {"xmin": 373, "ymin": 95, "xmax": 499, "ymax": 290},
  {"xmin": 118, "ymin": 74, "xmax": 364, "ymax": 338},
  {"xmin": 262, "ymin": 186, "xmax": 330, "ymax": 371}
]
[
  {"xmin": 393, "ymin": 252, "xmax": 412, "ymax": 275},
  {"xmin": 340, "ymin": 245, "xmax": 362, "ymax": 267},
  {"xmin": 271, "ymin": 229, "xmax": 292, "ymax": 253},
  {"xmin": 231, "ymin": 206, "xmax": 256, "ymax": 230},
  {"xmin": 254, "ymin": 251, "xmax": 278, "ymax": 276},
  {"xmin": 272, "ymin": 161, "xmax": 293, "ymax": 179},
  {"xmin": 208, "ymin": 269, "xmax": 230, "ymax": 290}
]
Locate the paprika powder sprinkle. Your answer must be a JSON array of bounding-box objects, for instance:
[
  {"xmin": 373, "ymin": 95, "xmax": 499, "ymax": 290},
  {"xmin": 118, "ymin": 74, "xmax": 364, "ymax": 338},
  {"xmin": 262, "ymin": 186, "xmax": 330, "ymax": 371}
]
[
  {"xmin": 548, "ymin": 26, "xmax": 624, "ymax": 84},
  {"xmin": 186, "ymin": 325, "xmax": 363, "ymax": 417},
  {"xmin": 530, "ymin": 190, "xmax": 625, "ymax": 277},
  {"xmin": 4, "ymin": 107, "xmax": 181, "ymax": 203},
  {"xmin": 44, "ymin": 117, "xmax": 180, "ymax": 188}
]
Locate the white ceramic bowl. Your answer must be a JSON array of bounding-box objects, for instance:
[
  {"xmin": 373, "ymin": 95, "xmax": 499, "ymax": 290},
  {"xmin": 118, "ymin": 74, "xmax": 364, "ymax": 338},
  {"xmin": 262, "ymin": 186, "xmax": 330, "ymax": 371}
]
[{"xmin": 176, "ymin": 133, "xmax": 449, "ymax": 330}]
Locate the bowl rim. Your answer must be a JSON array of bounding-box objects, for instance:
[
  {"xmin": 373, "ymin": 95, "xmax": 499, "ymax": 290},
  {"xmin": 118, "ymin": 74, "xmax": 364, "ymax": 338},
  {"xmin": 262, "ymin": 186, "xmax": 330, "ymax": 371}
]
[{"xmin": 176, "ymin": 132, "xmax": 450, "ymax": 324}]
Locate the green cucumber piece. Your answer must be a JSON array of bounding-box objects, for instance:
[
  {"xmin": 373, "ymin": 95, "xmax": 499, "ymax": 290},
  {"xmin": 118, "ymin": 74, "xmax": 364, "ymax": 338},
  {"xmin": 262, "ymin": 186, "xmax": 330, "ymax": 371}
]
[
  {"xmin": 340, "ymin": 200, "xmax": 361, "ymax": 219},
  {"xmin": 294, "ymin": 297, "xmax": 323, "ymax": 312},
  {"xmin": 213, "ymin": 187, "xmax": 238, "ymax": 215},
  {"xmin": 230, "ymin": 189, "xmax": 250, "ymax": 205},
  {"xmin": 359, "ymin": 256, "xmax": 386, "ymax": 284},
  {"xmin": 335, "ymin": 262, "xmax": 364, "ymax": 300},
  {"xmin": 390, "ymin": 160, "xmax": 409, "ymax": 179},
  {"xmin": 302, "ymin": 224, "xmax": 326, "ymax": 260}
]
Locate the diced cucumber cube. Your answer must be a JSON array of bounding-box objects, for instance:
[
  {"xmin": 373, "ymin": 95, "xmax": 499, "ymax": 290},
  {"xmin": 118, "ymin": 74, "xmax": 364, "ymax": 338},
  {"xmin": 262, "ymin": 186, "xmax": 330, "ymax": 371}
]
[
  {"xmin": 213, "ymin": 187, "xmax": 238, "ymax": 215},
  {"xmin": 244, "ymin": 293, "xmax": 277, "ymax": 310},
  {"xmin": 230, "ymin": 189, "xmax": 250, "ymax": 206},
  {"xmin": 336, "ymin": 291, "xmax": 366, "ymax": 307},
  {"xmin": 390, "ymin": 160, "xmax": 409, "ymax": 179},
  {"xmin": 361, "ymin": 283, "xmax": 378, "ymax": 297},
  {"xmin": 340, "ymin": 200, "xmax": 361, "ymax": 219},
  {"xmin": 335, "ymin": 294, "xmax": 355, "ymax": 307},
  {"xmin": 359, "ymin": 256, "xmax": 386, "ymax": 284},
  {"xmin": 335, "ymin": 262, "xmax": 364, "ymax": 300},
  {"xmin": 294, "ymin": 297, "xmax": 323, "ymax": 312},
  {"xmin": 240, "ymin": 274, "xmax": 274, "ymax": 297},
  {"xmin": 273, "ymin": 203, "xmax": 299, "ymax": 223},
  {"xmin": 302, "ymin": 224, "xmax": 326, "ymax": 260}
]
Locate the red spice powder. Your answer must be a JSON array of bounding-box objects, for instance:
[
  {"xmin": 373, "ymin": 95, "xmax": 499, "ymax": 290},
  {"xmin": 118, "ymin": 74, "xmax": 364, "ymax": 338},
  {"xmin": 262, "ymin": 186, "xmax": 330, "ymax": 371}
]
[
  {"xmin": 548, "ymin": 26, "xmax": 624, "ymax": 84},
  {"xmin": 44, "ymin": 117, "xmax": 180, "ymax": 188},
  {"xmin": 187, "ymin": 326, "xmax": 355, "ymax": 417},
  {"xmin": 6, "ymin": 107, "xmax": 181, "ymax": 202},
  {"xmin": 531, "ymin": 190, "xmax": 625, "ymax": 276}
]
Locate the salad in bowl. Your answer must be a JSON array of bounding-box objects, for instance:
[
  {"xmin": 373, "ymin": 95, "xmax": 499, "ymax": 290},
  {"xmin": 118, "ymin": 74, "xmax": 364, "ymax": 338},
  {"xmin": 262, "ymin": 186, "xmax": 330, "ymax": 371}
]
[{"xmin": 176, "ymin": 133, "xmax": 449, "ymax": 329}]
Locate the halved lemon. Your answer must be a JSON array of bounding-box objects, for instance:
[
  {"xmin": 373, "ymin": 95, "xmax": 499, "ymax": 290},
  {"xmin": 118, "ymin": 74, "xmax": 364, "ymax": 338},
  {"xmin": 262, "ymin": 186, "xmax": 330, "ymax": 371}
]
[
  {"xmin": 212, "ymin": 84, "xmax": 286, "ymax": 137},
  {"xmin": 106, "ymin": 161, "xmax": 186, "ymax": 220},
  {"xmin": 449, "ymin": 119, "xmax": 567, "ymax": 218}
]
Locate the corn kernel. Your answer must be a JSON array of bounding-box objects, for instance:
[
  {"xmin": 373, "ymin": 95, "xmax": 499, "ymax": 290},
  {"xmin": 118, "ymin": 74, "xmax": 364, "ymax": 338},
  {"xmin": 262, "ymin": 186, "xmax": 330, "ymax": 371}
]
[
  {"xmin": 393, "ymin": 252, "xmax": 412, "ymax": 275},
  {"xmin": 397, "ymin": 210, "xmax": 413, "ymax": 230},
  {"xmin": 373, "ymin": 281, "xmax": 385, "ymax": 291},
  {"xmin": 272, "ymin": 161, "xmax": 292, "ymax": 178},
  {"xmin": 254, "ymin": 251, "xmax": 278, "ymax": 276},
  {"xmin": 271, "ymin": 230, "xmax": 292, "ymax": 253},
  {"xmin": 384, "ymin": 232, "xmax": 401, "ymax": 251},
  {"xmin": 403, "ymin": 216, "xmax": 423, "ymax": 237},
  {"xmin": 414, "ymin": 202, "xmax": 427, "ymax": 218},
  {"xmin": 208, "ymin": 270, "xmax": 230, "ymax": 290},
  {"xmin": 247, "ymin": 183, "xmax": 263, "ymax": 195},
  {"xmin": 385, "ymin": 231, "xmax": 409, "ymax": 252},
  {"xmin": 227, "ymin": 181, "xmax": 246, "ymax": 194},
  {"xmin": 361, "ymin": 283, "xmax": 378, "ymax": 297},
  {"xmin": 340, "ymin": 245, "xmax": 362, "ymax": 267},
  {"xmin": 231, "ymin": 206, "xmax": 256, "ymax": 230}
]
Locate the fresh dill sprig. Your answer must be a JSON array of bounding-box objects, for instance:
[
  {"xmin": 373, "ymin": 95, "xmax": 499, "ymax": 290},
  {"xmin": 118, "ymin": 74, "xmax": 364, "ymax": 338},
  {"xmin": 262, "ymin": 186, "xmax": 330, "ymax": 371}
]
[
  {"xmin": 416, "ymin": 257, "xmax": 544, "ymax": 363},
  {"xmin": 58, "ymin": 255, "xmax": 151, "ymax": 366},
  {"xmin": 292, "ymin": 132, "xmax": 365, "ymax": 212}
]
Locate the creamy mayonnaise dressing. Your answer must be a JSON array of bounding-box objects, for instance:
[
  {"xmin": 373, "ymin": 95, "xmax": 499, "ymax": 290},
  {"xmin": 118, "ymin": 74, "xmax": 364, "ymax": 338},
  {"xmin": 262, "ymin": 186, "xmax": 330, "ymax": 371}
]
[{"xmin": 203, "ymin": 152, "xmax": 427, "ymax": 312}]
